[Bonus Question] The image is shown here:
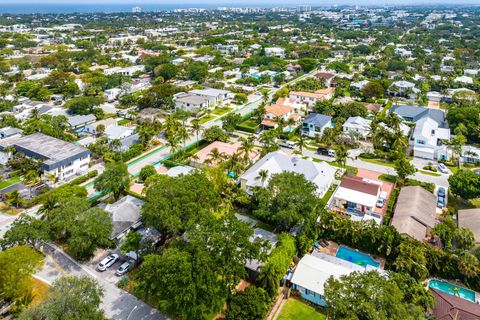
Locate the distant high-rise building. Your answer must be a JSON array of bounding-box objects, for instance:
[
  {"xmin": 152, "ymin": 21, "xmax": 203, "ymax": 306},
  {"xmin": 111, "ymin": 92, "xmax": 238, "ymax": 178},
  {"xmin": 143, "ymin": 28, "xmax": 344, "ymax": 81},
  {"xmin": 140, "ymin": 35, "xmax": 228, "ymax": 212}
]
[
  {"xmin": 132, "ymin": 6, "xmax": 142, "ymax": 13},
  {"xmin": 297, "ymin": 5, "xmax": 311, "ymax": 12}
]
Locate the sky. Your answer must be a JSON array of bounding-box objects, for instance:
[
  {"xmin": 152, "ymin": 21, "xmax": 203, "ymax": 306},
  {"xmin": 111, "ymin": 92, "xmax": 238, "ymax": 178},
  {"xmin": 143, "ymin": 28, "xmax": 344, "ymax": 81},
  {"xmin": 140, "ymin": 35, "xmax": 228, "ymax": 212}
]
[
  {"xmin": 0, "ymin": 0, "xmax": 480, "ymax": 7},
  {"xmin": 3, "ymin": 0, "xmax": 480, "ymax": 4}
]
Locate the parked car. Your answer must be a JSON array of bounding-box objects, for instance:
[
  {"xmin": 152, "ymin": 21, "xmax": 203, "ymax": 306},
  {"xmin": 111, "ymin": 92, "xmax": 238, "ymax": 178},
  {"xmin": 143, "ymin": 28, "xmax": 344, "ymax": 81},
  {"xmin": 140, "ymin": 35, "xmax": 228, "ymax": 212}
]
[
  {"xmin": 317, "ymin": 147, "xmax": 336, "ymax": 157},
  {"xmin": 438, "ymin": 163, "xmax": 448, "ymax": 174},
  {"xmin": 115, "ymin": 261, "xmax": 133, "ymax": 276},
  {"xmin": 437, "ymin": 197, "xmax": 445, "ymax": 208},
  {"xmin": 437, "ymin": 187, "xmax": 446, "ymax": 198},
  {"xmin": 376, "ymin": 198, "xmax": 385, "ymax": 208},
  {"xmin": 279, "ymin": 140, "xmax": 296, "ymax": 149},
  {"xmin": 97, "ymin": 254, "xmax": 119, "ymax": 272}
]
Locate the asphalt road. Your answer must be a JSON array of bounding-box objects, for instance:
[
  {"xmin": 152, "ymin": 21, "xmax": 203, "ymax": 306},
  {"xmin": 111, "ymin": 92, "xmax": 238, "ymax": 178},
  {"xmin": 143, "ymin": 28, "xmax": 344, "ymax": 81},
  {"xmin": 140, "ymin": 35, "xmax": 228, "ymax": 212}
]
[{"xmin": 37, "ymin": 243, "xmax": 168, "ymax": 320}]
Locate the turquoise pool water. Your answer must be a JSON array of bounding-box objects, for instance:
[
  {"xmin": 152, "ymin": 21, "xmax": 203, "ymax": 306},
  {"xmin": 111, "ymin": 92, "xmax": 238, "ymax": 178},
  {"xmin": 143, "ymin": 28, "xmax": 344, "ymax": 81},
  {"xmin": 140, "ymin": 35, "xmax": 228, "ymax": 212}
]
[
  {"xmin": 336, "ymin": 246, "xmax": 380, "ymax": 268},
  {"xmin": 429, "ymin": 280, "xmax": 476, "ymax": 302}
]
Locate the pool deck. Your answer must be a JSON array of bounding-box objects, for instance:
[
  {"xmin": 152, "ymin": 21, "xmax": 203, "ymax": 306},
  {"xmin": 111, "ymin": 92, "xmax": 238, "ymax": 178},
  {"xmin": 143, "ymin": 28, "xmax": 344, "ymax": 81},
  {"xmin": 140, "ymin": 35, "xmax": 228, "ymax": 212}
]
[{"xmin": 315, "ymin": 241, "xmax": 385, "ymax": 269}]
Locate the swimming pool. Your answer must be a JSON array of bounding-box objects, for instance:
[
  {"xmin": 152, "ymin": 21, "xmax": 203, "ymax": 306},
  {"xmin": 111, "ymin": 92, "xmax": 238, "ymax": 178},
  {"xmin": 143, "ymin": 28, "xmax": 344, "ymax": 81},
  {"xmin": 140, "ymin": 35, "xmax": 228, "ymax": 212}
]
[
  {"xmin": 429, "ymin": 280, "xmax": 476, "ymax": 302},
  {"xmin": 335, "ymin": 246, "xmax": 380, "ymax": 268}
]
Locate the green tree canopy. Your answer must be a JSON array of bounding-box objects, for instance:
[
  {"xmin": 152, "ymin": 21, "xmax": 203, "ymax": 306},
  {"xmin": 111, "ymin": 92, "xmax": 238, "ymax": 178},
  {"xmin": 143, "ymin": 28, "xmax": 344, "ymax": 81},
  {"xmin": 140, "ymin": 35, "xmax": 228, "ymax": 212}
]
[
  {"xmin": 324, "ymin": 271, "xmax": 425, "ymax": 320},
  {"xmin": 19, "ymin": 276, "xmax": 106, "ymax": 320},
  {"xmin": 448, "ymin": 169, "xmax": 480, "ymax": 199},
  {"xmin": 253, "ymin": 172, "xmax": 323, "ymax": 231},
  {"xmin": 0, "ymin": 246, "xmax": 44, "ymax": 301},
  {"xmin": 225, "ymin": 286, "xmax": 270, "ymax": 320},
  {"xmin": 142, "ymin": 172, "xmax": 221, "ymax": 237},
  {"xmin": 94, "ymin": 161, "xmax": 130, "ymax": 200}
]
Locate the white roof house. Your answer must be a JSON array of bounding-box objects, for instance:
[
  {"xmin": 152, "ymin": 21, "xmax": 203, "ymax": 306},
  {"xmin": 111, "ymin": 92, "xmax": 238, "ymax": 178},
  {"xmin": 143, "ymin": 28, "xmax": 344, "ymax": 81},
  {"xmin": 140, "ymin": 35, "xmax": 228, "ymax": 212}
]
[
  {"xmin": 239, "ymin": 151, "xmax": 336, "ymax": 197},
  {"xmin": 343, "ymin": 116, "xmax": 372, "ymax": 138},
  {"xmin": 350, "ymin": 80, "xmax": 370, "ymax": 90},
  {"xmin": 105, "ymin": 125, "xmax": 135, "ymax": 141},
  {"xmin": 291, "ymin": 252, "xmax": 382, "ymax": 306},
  {"xmin": 454, "ymin": 76, "xmax": 474, "ymax": 85},
  {"xmin": 412, "ymin": 117, "xmax": 450, "ymax": 161}
]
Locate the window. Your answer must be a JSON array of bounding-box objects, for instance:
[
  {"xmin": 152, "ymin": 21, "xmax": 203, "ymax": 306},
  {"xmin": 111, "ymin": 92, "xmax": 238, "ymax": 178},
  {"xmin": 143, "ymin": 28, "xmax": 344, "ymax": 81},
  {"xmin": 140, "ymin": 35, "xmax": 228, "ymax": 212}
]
[{"xmin": 417, "ymin": 140, "xmax": 426, "ymax": 145}]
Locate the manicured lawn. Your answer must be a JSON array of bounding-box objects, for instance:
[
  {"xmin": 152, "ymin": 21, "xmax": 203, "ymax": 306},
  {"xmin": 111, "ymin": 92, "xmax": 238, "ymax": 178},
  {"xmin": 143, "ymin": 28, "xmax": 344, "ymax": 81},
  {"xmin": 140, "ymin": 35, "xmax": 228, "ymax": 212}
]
[
  {"xmin": 237, "ymin": 119, "xmax": 260, "ymax": 133},
  {"xmin": 117, "ymin": 119, "xmax": 131, "ymax": 126},
  {"xmin": 359, "ymin": 157, "xmax": 395, "ymax": 168},
  {"xmin": 277, "ymin": 298, "xmax": 326, "ymax": 320},
  {"xmin": 419, "ymin": 170, "xmax": 442, "ymax": 177},
  {"xmin": 198, "ymin": 114, "xmax": 216, "ymax": 124},
  {"xmin": 211, "ymin": 107, "xmax": 233, "ymax": 116},
  {"xmin": 0, "ymin": 176, "xmax": 21, "ymax": 190}
]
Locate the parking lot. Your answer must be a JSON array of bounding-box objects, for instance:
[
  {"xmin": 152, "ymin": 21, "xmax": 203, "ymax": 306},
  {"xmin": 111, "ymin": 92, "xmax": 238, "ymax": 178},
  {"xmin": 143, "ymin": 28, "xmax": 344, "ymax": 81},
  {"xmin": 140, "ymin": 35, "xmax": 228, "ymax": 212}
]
[{"xmin": 85, "ymin": 250, "xmax": 134, "ymax": 285}]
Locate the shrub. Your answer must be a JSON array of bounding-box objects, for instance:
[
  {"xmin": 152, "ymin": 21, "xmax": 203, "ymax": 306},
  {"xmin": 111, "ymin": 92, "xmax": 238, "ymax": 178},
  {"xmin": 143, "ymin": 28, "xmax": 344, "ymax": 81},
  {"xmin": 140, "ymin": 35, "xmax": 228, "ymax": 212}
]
[
  {"xmin": 68, "ymin": 170, "xmax": 98, "ymax": 186},
  {"xmin": 359, "ymin": 152, "xmax": 376, "ymax": 159}
]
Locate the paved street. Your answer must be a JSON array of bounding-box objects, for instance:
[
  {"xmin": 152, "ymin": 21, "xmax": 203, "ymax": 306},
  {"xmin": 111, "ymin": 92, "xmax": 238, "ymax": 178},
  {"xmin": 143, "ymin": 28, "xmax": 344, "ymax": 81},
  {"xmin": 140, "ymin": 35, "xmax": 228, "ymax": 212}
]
[
  {"xmin": 301, "ymin": 148, "xmax": 450, "ymax": 187},
  {"xmin": 36, "ymin": 243, "xmax": 168, "ymax": 320}
]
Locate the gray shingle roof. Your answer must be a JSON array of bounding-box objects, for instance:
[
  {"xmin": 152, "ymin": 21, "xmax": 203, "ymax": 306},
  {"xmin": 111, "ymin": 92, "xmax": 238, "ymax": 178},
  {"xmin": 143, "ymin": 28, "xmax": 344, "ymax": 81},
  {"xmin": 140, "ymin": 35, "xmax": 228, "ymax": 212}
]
[
  {"xmin": 390, "ymin": 105, "xmax": 446, "ymax": 126},
  {"xmin": 303, "ymin": 113, "xmax": 332, "ymax": 128}
]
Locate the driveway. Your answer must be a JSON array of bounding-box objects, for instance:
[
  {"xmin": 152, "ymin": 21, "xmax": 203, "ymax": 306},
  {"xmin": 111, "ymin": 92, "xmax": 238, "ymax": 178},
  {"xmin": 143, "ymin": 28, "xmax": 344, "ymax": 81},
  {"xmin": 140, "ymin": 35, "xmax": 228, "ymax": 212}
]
[{"xmin": 37, "ymin": 243, "xmax": 168, "ymax": 320}]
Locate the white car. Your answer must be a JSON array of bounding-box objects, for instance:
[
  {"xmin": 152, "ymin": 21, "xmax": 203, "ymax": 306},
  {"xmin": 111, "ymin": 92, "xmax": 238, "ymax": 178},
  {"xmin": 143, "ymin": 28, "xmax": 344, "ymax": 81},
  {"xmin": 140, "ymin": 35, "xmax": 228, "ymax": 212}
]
[
  {"xmin": 438, "ymin": 163, "xmax": 448, "ymax": 174},
  {"xmin": 115, "ymin": 261, "xmax": 133, "ymax": 276},
  {"xmin": 97, "ymin": 254, "xmax": 119, "ymax": 272}
]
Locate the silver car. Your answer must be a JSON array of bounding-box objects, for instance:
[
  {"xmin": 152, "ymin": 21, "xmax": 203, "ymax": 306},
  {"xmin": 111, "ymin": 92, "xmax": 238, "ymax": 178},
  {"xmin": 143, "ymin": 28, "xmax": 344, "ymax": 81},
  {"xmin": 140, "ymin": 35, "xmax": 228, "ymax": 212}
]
[
  {"xmin": 97, "ymin": 254, "xmax": 119, "ymax": 272},
  {"xmin": 115, "ymin": 261, "xmax": 133, "ymax": 276}
]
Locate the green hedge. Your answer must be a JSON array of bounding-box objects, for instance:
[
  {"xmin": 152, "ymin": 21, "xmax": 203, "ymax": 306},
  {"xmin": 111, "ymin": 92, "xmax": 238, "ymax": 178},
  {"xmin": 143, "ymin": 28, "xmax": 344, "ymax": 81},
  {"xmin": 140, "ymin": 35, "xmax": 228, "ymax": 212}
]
[
  {"xmin": 359, "ymin": 152, "xmax": 376, "ymax": 159},
  {"xmin": 68, "ymin": 170, "xmax": 98, "ymax": 186},
  {"xmin": 236, "ymin": 124, "xmax": 258, "ymax": 133}
]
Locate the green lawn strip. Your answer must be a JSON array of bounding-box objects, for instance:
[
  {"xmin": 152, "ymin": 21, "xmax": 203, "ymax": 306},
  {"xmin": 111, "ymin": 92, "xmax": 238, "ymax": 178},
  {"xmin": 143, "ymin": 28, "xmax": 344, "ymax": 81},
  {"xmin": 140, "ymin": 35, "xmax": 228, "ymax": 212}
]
[
  {"xmin": 211, "ymin": 107, "xmax": 233, "ymax": 116},
  {"xmin": 0, "ymin": 176, "xmax": 21, "ymax": 190},
  {"xmin": 359, "ymin": 157, "xmax": 395, "ymax": 168},
  {"xmin": 418, "ymin": 170, "xmax": 442, "ymax": 177},
  {"xmin": 320, "ymin": 186, "xmax": 336, "ymax": 206},
  {"xmin": 277, "ymin": 298, "xmax": 326, "ymax": 320},
  {"xmin": 198, "ymin": 114, "xmax": 217, "ymax": 124}
]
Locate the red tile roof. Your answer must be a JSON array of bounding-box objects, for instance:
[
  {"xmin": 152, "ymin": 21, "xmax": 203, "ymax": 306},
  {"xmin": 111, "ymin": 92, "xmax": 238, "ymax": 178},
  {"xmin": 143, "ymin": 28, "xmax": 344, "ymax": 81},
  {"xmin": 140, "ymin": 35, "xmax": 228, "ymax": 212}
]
[
  {"xmin": 339, "ymin": 176, "xmax": 380, "ymax": 196},
  {"xmin": 431, "ymin": 288, "xmax": 480, "ymax": 320}
]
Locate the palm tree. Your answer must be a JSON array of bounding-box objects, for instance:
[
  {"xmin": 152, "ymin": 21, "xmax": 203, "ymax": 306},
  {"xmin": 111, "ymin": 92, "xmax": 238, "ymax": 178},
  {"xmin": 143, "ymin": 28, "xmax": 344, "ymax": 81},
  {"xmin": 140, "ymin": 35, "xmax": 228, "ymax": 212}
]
[
  {"xmin": 30, "ymin": 107, "xmax": 40, "ymax": 121},
  {"xmin": 297, "ymin": 134, "xmax": 308, "ymax": 154},
  {"xmin": 335, "ymin": 145, "xmax": 349, "ymax": 168},
  {"xmin": 190, "ymin": 119, "xmax": 202, "ymax": 147},
  {"xmin": 205, "ymin": 148, "xmax": 227, "ymax": 166},
  {"xmin": 275, "ymin": 116, "xmax": 287, "ymax": 133},
  {"xmin": 261, "ymin": 90, "xmax": 270, "ymax": 104},
  {"xmin": 385, "ymin": 112, "xmax": 402, "ymax": 132},
  {"xmin": 45, "ymin": 172, "xmax": 58, "ymax": 188},
  {"xmin": 109, "ymin": 139, "xmax": 122, "ymax": 152},
  {"xmin": 6, "ymin": 190, "xmax": 21, "ymax": 208},
  {"xmin": 256, "ymin": 169, "xmax": 269, "ymax": 188},
  {"xmin": 226, "ymin": 152, "xmax": 243, "ymax": 173},
  {"xmin": 239, "ymin": 136, "xmax": 255, "ymax": 164}
]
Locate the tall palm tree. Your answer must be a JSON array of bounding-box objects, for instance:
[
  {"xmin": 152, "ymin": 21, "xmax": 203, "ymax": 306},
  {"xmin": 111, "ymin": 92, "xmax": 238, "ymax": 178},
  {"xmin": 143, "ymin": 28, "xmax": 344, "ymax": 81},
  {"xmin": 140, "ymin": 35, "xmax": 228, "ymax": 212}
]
[
  {"xmin": 256, "ymin": 169, "xmax": 269, "ymax": 188},
  {"xmin": 335, "ymin": 145, "xmax": 349, "ymax": 168},
  {"xmin": 239, "ymin": 136, "xmax": 255, "ymax": 164},
  {"xmin": 297, "ymin": 134, "xmax": 307, "ymax": 154},
  {"xmin": 190, "ymin": 119, "xmax": 202, "ymax": 147}
]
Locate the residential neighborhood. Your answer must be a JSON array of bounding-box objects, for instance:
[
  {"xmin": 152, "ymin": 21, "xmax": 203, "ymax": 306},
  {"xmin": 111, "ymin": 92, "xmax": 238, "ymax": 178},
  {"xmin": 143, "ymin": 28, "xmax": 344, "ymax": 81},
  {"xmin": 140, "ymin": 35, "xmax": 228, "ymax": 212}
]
[{"xmin": 0, "ymin": 3, "xmax": 480, "ymax": 320}]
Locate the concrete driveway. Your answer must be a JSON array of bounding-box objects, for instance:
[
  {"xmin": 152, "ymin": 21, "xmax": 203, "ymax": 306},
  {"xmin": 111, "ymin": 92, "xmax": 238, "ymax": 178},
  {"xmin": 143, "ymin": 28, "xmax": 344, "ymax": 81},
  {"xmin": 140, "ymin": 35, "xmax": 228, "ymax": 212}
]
[{"xmin": 36, "ymin": 243, "xmax": 168, "ymax": 320}]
